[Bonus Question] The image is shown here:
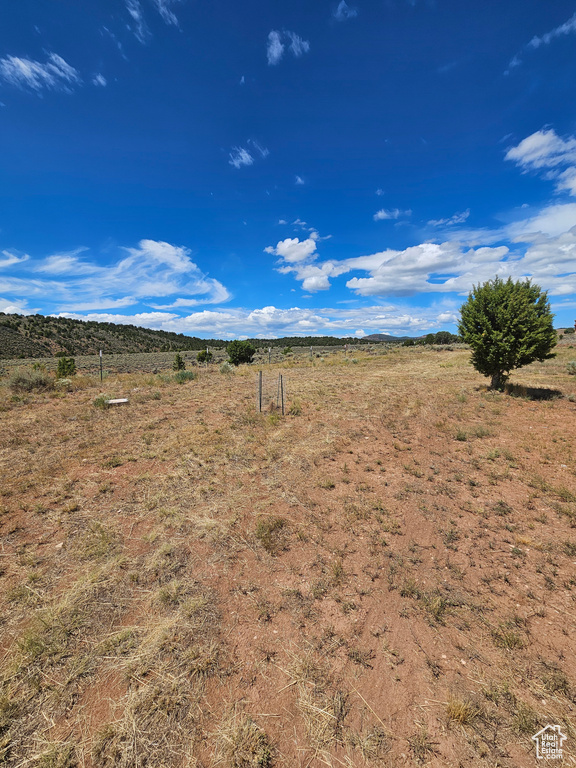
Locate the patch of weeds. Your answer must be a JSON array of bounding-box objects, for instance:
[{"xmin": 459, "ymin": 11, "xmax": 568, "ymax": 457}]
[
  {"xmin": 319, "ymin": 479, "xmax": 336, "ymax": 490},
  {"xmin": 75, "ymin": 521, "xmax": 120, "ymax": 561},
  {"xmin": 493, "ymin": 500, "xmax": 513, "ymax": 517},
  {"xmin": 455, "ymin": 430, "xmax": 467, "ymax": 442},
  {"xmin": 513, "ymin": 703, "xmax": 539, "ymax": 735},
  {"xmin": 215, "ymin": 712, "xmax": 274, "ymax": 768},
  {"xmin": 288, "ymin": 398, "xmax": 302, "ymax": 416},
  {"xmin": 8, "ymin": 369, "xmax": 54, "ymax": 393},
  {"xmin": 542, "ymin": 665, "xmax": 571, "ymax": 697},
  {"xmin": 347, "ymin": 648, "xmax": 375, "ymax": 668},
  {"xmin": 446, "ymin": 698, "xmax": 479, "ymax": 725},
  {"xmin": 102, "ymin": 456, "xmax": 123, "ymax": 468},
  {"xmin": 36, "ymin": 743, "xmax": 76, "ymax": 768},
  {"xmin": 563, "ymin": 541, "xmax": 576, "ymax": 556},
  {"xmin": 93, "ymin": 394, "xmax": 110, "ymax": 409},
  {"xmin": 408, "ymin": 728, "xmax": 438, "ymax": 764},
  {"xmin": 491, "ymin": 625, "xmax": 524, "ymax": 650},
  {"xmin": 347, "ymin": 727, "xmax": 390, "ymax": 761},
  {"xmin": 254, "ymin": 516, "xmax": 288, "ymax": 555}
]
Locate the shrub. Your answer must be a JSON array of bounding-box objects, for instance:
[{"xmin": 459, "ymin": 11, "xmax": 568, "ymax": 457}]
[
  {"xmin": 567, "ymin": 361, "xmax": 576, "ymax": 376},
  {"xmin": 227, "ymin": 340, "xmax": 256, "ymax": 366},
  {"xmin": 564, "ymin": 327, "xmax": 575, "ymax": 335},
  {"xmin": 174, "ymin": 370, "xmax": 196, "ymax": 383},
  {"xmin": 282, "ymin": 346, "xmax": 292, "ymax": 355},
  {"xmin": 458, "ymin": 277, "xmax": 556, "ymax": 390},
  {"xmin": 172, "ymin": 352, "xmax": 185, "ymax": 371},
  {"xmin": 219, "ymin": 361, "xmax": 234, "ymax": 374},
  {"xmin": 56, "ymin": 357, "xmax": 76, "ymax": 377},
  {"xmin": 197, "ymin": 349, "xmax": 213, "ymax": 364},
  {"xmin": 93, "ymin": 394, "xmax": 111, "ymax": 409},
  {"xmin": 8, "ymin": 369, "xmax": 54, "ymax": 393}
]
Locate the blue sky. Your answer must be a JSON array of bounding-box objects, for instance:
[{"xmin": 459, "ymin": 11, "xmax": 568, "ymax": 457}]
[{"xmin": 1, "ymin": 0, "xmax": 576, "ymax": 339}]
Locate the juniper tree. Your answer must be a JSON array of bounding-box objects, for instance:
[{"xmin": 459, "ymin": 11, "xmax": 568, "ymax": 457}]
[{"xmin": 458, "ymin": 277, "xmax": 556, "ymax": 390}]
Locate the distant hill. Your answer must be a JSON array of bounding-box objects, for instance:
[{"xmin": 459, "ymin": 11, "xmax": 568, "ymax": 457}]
[
  {"xmin": 0, "ymin": 313, "xmax": 226, "ymax": 359},
  {"xmin": 363, "ymin": 333, "xmax": 417, "ymax": 342},
  {"xmin": 0, "ymin": 312, "xmax": 430, "ymax": 360}
]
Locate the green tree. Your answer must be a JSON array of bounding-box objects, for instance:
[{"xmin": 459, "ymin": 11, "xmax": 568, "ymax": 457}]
[
  {"xmin": 197, "ymin": 349, "xmax": 213, "ymax": 364},
  {"xmin": 227, "ymin": 340, "xmax": 256, "ymax": 366},
  {"xmin": 56, "ymin": 357, "xmax": 76, "ymax": 377},
  {"xmin": 172, "ymin": 352, "xmax": 185, "ymax": 371},
  {"xmin": 458, "ymin": 277, "xmax": 556, "ymax": 390}
]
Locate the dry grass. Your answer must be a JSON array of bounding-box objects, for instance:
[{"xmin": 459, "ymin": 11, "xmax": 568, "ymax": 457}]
[{"xmin": 1, "ymin": 343, "xmax": 576, "ymax": 766}]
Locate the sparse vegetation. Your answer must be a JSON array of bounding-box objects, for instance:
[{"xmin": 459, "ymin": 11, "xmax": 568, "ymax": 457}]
[{"xmin": 0, "ymin": 343, "xmax": 574, "ymax": 767}]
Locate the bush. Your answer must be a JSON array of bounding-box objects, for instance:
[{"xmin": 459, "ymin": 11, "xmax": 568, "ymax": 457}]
[
  {"xmin": 227, "ymin": 340, "xmax": 256, "ymax": 366},
  {"xmin": 219, "ymin": 361, "xmax": 234, "ymax": 374},
  {"xmin": 196, "ymin": 349, "xmax": 213, "ymax": 364},
  {"xmin": 174, "ymin": 370, "xmax": 196, "ymax": 383},
  {"xmin": 567, "ymin": 361, "xmax": 576, "ymax": 376},
  {"xmin": 458, "ymin": 277, "xmax": 556, "ymax": 390},
  {"xmin": 172, "ymin": 352, "xmax": 185, "ymax": 371},
  {"xmin": 56, "ymin": 357, "xmax": 76, "ymax": 377},
  {"xmin": 282, "ymin": 346, "xmax": 293, "ymax": 355},
  {"xmin": 8, "ymin": 369, "xmax": 54, "ymax": 392},
  {"xmin": 564, "ymin": 327, "xmax": 575, "ymax": 335},
  {"xmin": 254, "ymin": 516, "xmax": 287, "ymax": 555},
  {"xmin": 93, "ymin": 394, "xmax": 111, "ymax": 409}
]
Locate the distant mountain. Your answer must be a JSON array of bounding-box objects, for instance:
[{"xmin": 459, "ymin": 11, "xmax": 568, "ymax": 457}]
[{"xmin": 363, "ymin": 333, "xmax": 418, "ymax": 342}]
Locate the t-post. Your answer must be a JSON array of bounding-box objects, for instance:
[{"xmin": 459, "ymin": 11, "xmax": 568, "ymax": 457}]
[{"xmin": 99, "ymin": 349, "xmax": 103, "ymax": 382}]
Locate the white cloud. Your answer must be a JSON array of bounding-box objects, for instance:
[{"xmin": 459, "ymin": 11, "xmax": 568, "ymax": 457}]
[
  {"xmin": 267, "ymin": 30, "xmax": 310, "ymax": 65},
  {"xmin": 507, "ymin": 12, "xmax": 576, "ymax": 73},
  {"xmin": 428, "ymin": 209, "xmax": 470, "ymax": 227},
  {"xmin": 0, "ymin": 298, "xmax": 32, "ymax": 315},
  {"xmin": 286, "ymin": 32, "xmax": 310, "ymax": 58},
  {"xmin": 373, "ymin": 208, "xmax": 411, "ymax": 221},
  {"xmin": 505, "ymin": 128, "xmax": 576, "ymax": 195},
  {"xmin": 334, "ymin": 1, "xmax": 358, "ymax": 21},
  {"xmin": 295, "ymin": 175, "xmax": 305, "ymax": 185},
  {"xmin": 126, "ymin": 0, "xmax": 149, "ymax": 43},
  {"xmin": 229, "ymin": 147, "xmax": 254, "ymax": 169},
  {"xmin": 375, "ymin": 188, "xmax": 384, "ymax": 196},
  {"xmin": 0, "ymin": 239, "xmax": 231, "ymax": 312},
  {"xmin": 152, "ymin": 0, "xmax": 183, "ymax": 25},
  {"xmin": 267, "ymin": 31, "xmax": 284, "ymax": 65},
  {"xmin": 529, "ymin": 11, "xmax": 576, "ymax": 49},
  {"xmin": 92, "ymin": 73, "xmax": 107, "ymax": 87},
  {"xmin": 0, "ymin": 250, "xmax": 29, "ymax": 268},
  {"xmin": 265, "ymin": 237, "xmax": 318, "ymax": 264},
  {"xmin": 58, "ymin": 303, "xmax": 459, "ymax": 338},
  {"xmin": 0, "ymin": 53, "xmax": 81, "ymax": 93}
]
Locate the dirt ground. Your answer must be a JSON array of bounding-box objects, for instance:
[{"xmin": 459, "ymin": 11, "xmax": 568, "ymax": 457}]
[{"xmin": 1, "ymin": 344, "xmax": 575, "ymax": 767}]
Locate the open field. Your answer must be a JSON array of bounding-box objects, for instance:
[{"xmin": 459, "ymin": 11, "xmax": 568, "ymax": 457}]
[{"xmin": 1, "ymin": 345, "xmax": 576, "ymax": 767}]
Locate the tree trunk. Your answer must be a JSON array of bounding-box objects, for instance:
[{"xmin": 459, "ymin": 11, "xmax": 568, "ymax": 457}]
[{"xmin": 490, "ymin": 371, "xmax": 506, "ymax": 391}]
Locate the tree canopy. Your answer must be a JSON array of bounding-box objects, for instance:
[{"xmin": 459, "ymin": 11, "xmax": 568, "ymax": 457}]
[{"xmin": 458, "ymin": 277, "xmax": 556, "ymax": 390}]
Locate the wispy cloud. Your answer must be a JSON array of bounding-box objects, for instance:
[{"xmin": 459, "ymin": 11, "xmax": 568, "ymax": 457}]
[
  {"xmin": 92, "ymin": 73, "xmax": 107, "ymax": 87},
  {"xmin": 505, "ymin": 128, "xmax": 576, "ymax": 195},
  {"xmin": 0, "ymin": 239, "xmax": 231, "ymax": 312},
  {"xmin": 125, "ymin": 0, "xmax": 149, "ymax": 43},
  {"xmin": 334, "ymin": 1, "xmax": 358, "ymax": 21},
  {"xmin": 428, "ymin": 209, "xmax": 470, "ymax": 227},
  {"xmin": 229, "ymin": 147, "xmax": 254, "ymax": 169},
  {"xmin": 0, "ymin": 250, "xmax": 29, "ymax": 268},
  {"xmin": 152, "ymin": 0, "xmax": 183, "ymax": 26},
  {"xmin": 0, "ymin": 53, "xmax": 81, "ymax": 93},
  {"xmin": 228, "ymin": 140, "xmax": 269, "ymax": 169},
  {"xmin": 295, "ymin": 175, "xmax": 305, "ymax": 185},
  {"xmin": 267, "ymin": 30, "xmax": 310, "ymax": 65},
  {"xmin": 373, "ymin": 208, "xmax": 411, "ymax": 221},
  {"xmin": 506, "ymin": 11, "xmax": 576, "ymax": 73}
]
